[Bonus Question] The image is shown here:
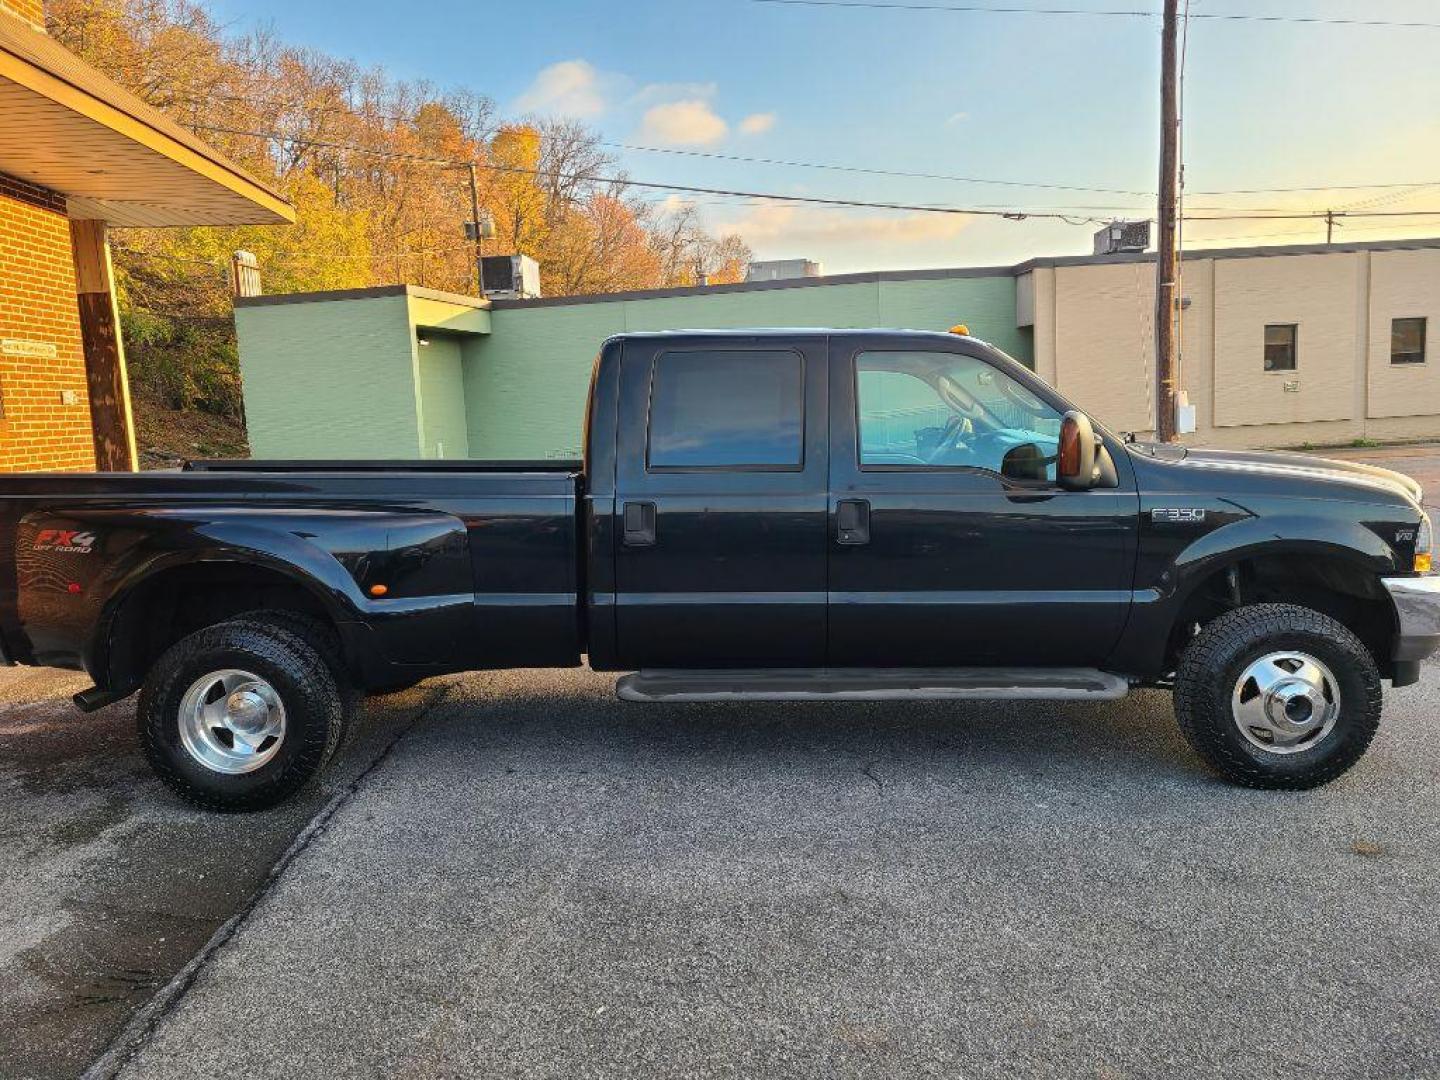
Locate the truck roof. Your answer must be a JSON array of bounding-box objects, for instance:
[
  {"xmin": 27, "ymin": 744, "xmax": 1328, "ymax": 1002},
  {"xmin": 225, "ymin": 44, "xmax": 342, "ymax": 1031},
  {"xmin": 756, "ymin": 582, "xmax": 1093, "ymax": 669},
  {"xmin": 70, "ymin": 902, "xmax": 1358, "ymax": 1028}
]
[{"xmin": 610, "ymin": 328, "xmax": 978, "ymax": 343}]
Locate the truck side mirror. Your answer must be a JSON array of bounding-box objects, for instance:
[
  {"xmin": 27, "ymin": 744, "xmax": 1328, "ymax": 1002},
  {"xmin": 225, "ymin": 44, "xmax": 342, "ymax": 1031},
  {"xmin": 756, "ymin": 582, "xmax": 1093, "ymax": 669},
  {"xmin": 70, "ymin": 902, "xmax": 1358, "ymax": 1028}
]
[{"xmin": 1057, "ymin": 411, "xmax": 1098, "ymax": 491}]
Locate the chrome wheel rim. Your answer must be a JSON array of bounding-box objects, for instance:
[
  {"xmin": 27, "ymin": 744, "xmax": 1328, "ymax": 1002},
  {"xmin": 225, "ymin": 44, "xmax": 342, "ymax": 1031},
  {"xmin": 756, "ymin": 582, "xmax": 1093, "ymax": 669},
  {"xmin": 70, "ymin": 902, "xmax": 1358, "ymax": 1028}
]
[
  {"xmin": 1230, "ymin": 651, "xmax": 1339, "ymax": 755},
  {"xmin": 178, "ymin": 669, "xmax": 286, "ymax": 775}
]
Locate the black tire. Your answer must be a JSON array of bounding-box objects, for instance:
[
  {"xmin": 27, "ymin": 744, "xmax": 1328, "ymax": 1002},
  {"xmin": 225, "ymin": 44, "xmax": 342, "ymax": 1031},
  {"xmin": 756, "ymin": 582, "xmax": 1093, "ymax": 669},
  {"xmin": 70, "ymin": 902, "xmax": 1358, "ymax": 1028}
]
[
  {"xmin": 247, "ymin": 609, "xmax": 362, "ymax": 750},
  {"xmin": 1173, "ymin": 603, "xmax": 1382, "ymax": 790},
  {"xmin": 137, "ymin": 619, "xmax": 344, "ymax": 811}
]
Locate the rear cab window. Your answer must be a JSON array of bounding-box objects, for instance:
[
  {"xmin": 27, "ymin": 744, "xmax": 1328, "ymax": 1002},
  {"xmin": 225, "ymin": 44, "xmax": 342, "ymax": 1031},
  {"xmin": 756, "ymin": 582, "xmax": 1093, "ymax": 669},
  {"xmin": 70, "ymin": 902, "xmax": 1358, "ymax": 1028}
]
[{"xmin": 647, "ymin": 349, "xmax": 804, "ymax": 470}]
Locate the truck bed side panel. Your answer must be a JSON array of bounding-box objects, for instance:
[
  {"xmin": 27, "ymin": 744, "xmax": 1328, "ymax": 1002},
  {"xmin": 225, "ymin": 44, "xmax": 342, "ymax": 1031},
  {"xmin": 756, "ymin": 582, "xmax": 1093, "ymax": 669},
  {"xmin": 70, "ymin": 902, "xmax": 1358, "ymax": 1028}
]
[{"xmin": 0, "ymin": 468, "xmax": 583, "ymax": 688}]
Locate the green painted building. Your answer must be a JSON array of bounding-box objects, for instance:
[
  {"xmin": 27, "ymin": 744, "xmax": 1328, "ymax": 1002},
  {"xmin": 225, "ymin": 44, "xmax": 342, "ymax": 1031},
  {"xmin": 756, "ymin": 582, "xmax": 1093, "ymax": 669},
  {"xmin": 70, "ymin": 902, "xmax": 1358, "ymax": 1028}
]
[{"xmin": 235, "ymin": 267, "xmax": 1027, "ymax": 461}]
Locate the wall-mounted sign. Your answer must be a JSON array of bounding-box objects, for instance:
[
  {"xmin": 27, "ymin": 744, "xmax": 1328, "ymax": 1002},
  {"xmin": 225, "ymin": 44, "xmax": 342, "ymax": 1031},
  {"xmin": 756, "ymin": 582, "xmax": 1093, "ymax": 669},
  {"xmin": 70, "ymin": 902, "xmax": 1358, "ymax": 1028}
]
[{"xmin": 2, "ymin": 338, "xmax": 58, "ymax": 360}]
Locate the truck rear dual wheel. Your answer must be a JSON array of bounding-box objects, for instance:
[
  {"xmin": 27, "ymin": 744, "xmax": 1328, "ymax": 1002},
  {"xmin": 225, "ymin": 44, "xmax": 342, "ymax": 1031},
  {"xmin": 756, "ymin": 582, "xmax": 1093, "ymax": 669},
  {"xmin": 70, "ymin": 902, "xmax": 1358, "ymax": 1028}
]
[
  {"xmin": 137, "ymin": 618, "xmax": 344, "ymax": 811},
  {"xmin": 1173, "ymin": 603, "xmax": 1382, "ymax": 789}
]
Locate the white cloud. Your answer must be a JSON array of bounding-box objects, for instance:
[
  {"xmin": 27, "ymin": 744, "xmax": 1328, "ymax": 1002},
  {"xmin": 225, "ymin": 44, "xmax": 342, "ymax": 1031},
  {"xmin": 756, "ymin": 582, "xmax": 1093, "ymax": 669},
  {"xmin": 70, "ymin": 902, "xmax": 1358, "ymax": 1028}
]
[
  {"xmin": 513, "ymin": 60, "xmax": 607, "ymax": 118},
  {"xmin": 719, "ymin": 203, "xmax": 971, "ymax": 247},
  {"xmin": 638, "ymin": 100, "xmax": 729, "ymax": 146},
  {"xmin": 945, "ymin": 111, "xmax": 969, "ymax": 126},
  {"xmin": 738, "ymin": 112, "xmax": 777, "ymax": 136},
  {"xmin": 655, "ymin": 193, "xmax": 693, "ymax": 215}
]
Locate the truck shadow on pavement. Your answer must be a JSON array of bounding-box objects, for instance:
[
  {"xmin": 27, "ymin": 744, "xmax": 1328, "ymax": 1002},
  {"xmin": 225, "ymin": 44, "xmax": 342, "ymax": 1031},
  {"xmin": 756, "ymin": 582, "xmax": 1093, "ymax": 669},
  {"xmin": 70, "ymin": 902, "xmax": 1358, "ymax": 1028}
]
[{"xmin": 433, "ymin": 673, "xmax": 1221, "ymax": 795}]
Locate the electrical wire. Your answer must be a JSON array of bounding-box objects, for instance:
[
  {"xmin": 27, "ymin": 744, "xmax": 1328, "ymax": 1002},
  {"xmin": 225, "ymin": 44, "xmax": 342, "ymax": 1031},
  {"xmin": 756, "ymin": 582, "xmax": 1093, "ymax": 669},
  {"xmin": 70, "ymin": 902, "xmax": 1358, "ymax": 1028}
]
[
  {"xmin": 196, "ymin": 122, "xmax": 1440, "ymax": 227},
  {"xmin": 115, "ymin": 242, "xmax": 474, "ymax": 265},
  {"xmin": 190, "ymin": 123, "xmax": 1112, "ymax": 223},
  {"xmin": 167, "ymin": 91, "xmax": 1440, "ymax": 202},
  {"xmin": 748, "ymin": 0, "xmax": 1440, "ymax": 30}
]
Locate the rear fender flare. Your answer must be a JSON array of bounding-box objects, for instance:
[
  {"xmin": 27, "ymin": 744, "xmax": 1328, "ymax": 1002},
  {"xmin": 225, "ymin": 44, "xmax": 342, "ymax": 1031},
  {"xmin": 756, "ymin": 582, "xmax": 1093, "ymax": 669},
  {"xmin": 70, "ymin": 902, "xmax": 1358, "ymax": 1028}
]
[{"xmin": 90, "ymin": 522, "xmax": 377, "ymax": 689}]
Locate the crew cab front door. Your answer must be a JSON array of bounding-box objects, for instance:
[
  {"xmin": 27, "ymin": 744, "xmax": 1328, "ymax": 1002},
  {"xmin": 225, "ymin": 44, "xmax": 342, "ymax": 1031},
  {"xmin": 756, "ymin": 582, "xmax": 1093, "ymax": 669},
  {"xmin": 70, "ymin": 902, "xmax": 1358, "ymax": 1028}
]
[
  {"xmin": 826, "ymin": 336, "xmax": 1137, "ymax": 668},
  {"xmin": 613, "ymin": 335, "xmax": 829, "ymax": 668}
]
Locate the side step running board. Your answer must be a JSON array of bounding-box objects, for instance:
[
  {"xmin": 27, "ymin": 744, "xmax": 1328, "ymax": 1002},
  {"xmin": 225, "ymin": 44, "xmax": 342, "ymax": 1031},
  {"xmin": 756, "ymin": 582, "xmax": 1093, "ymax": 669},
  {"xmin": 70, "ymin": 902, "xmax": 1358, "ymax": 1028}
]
[{"xmin": 616, "ymin": 667, "xmax": 1130, "ymax": 703}]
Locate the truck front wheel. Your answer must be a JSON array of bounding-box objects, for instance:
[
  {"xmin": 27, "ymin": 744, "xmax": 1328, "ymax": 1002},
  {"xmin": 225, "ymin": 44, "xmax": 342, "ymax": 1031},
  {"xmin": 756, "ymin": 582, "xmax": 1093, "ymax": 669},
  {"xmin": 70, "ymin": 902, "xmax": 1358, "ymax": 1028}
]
[
  {"xmin": 137, "ymin": 619, "xmax": 344, "ymax": 811},
  {"xmin": 1173, "ymin": 603, "xmax": 1382, "ymax": 789}
]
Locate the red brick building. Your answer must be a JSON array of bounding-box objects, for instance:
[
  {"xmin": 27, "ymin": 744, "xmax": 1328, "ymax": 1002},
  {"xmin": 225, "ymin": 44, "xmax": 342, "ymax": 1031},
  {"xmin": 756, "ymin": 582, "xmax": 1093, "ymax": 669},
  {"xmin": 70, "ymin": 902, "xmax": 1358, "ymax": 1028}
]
[{"xmin": 0, "ymin": 0, "xmax": 292, "ymax": 472}]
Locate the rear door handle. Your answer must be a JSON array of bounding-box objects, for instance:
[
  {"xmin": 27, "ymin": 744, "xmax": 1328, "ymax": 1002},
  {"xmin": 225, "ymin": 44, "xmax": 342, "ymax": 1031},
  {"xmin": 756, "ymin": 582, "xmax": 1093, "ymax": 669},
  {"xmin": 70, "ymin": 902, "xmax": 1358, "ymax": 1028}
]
[
  {"xmin": 836, "ymin": 499, "xmax": 870, "ymax": 545},
  {"xmin": 622, "ymin": 501, "xmax": 657, "ymax": 547}
]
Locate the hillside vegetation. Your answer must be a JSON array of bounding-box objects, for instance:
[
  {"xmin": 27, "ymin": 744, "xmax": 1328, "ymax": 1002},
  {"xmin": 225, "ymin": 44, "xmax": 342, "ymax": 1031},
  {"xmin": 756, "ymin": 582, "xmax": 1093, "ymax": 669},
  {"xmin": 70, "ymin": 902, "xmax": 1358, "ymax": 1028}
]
[{"xmin": 47, "ymin": 0, "xmax": 751, "ymax": 463}]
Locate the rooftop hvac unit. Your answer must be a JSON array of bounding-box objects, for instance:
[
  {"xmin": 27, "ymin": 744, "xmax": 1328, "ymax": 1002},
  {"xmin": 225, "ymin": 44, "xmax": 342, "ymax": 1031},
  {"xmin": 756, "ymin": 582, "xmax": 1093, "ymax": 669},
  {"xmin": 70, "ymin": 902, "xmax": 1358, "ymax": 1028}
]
[
  {"xmin": 481, "ymin": 254, "xmax": 542, "ymax": 299},
  {"xmin": 1093, "ymin": 220, "xmax": 1152, "ymax": 256},
  {"xmin": 746, "ymin": 258, "xmax": 823, "ymax": 282}
]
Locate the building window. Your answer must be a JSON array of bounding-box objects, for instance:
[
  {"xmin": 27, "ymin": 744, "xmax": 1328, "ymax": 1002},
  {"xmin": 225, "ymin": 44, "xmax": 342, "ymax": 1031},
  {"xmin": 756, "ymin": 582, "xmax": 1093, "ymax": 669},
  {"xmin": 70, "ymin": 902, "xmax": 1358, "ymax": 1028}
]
[
  {"xmin": 647, "ymin": 349, "xmax": 804, "ymax": 469},
  {"xmin": 1264, "ymin": 324, "xmax": 1298, "ymax": 372},
  {"xmin": 1392, "ymin": 317, "xmax": 1427, "ymax": 365}
]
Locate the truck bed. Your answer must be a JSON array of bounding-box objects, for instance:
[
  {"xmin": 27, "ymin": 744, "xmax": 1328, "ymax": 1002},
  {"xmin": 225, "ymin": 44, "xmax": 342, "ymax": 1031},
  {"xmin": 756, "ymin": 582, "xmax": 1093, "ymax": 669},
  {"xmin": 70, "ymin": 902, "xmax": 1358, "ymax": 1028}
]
[
  {"xmin": 0, "ymin": 461, "xmax": 585, "ymax": 682},
  {"xmin": 183, "ymin": 459, "xmax": 584, "ymax": 473}
]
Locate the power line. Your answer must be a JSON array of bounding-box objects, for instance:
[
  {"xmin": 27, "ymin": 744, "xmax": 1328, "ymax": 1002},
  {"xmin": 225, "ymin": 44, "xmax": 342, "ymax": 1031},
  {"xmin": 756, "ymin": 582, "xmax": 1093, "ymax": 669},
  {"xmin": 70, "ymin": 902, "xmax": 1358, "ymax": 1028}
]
[
  {"xmin": 175, "ymin": 90, "xmax": 1154, "ymax": 197},
  {"xmin": 188, "ymin": 123, "xmax": 1440, "ymax": 228},
  {"xmin": 169, "ymin": 91, "xmax": 1440, "ymax": 202},
  {"xmin": 605, "ymin": 141, "xmax": 1153, "ymax": 196},
  {"xmin": 748, "ymin": 0, "xmax": 1440, "ymax": 29},
  {"xmin": 1192, "ymin": 179, "xmax": 1440, "ymax": 195},
  {"xmin": 116, "ymin": 242, "xmax": 473, "ymax": 265},
  {"xmin": 611, "ymin": 144, "xmax": 1440, "ymax": 204},
  {"xmin": 189, "ymin": 123, "xmax": 1110, "ymax": 223},
  {"xmin": 1184, "ymin": 209, "xmax": 1440, "ymax": 223}
]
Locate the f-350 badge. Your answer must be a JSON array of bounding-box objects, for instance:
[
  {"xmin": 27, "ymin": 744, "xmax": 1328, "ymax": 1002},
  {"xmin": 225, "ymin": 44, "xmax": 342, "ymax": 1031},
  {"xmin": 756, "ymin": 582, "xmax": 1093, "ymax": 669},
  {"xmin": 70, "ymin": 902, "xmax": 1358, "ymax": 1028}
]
[{"xmin": 1150, "ymin": 508, "xmax": 1206, "ymax": 524}]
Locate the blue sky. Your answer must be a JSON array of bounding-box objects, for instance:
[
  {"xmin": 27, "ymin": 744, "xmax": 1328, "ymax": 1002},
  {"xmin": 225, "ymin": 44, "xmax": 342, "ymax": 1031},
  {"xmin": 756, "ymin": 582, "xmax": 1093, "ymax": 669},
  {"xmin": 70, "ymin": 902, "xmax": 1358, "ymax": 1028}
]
[{"xmin": 207, "ymin": 0, "xmax": 1440, "ymax": 272}]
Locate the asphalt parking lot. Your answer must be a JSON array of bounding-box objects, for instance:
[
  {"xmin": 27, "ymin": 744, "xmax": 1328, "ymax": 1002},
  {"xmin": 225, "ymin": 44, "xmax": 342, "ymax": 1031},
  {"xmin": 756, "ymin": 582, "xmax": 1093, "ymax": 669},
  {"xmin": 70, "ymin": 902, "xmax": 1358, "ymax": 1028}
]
[
  {"xmin": 1, "ymin": 441, "xmax": 1437, "ymax": 1079},
  {"xmin": 3, "ymin": 660, "xmax": 1437, "ymax": 1079},
  {"xmin": 0, "ymin": 672, "xmax": 449, "ymax": 1079}
]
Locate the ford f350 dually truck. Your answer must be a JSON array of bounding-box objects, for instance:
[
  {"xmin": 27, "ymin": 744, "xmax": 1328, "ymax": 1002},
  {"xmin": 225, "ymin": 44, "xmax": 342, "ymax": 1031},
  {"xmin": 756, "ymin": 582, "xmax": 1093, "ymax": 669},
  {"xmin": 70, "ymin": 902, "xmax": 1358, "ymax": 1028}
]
[{"xmin": 1, "ymin": 330, "xmax": 1436, "ymax": 809}]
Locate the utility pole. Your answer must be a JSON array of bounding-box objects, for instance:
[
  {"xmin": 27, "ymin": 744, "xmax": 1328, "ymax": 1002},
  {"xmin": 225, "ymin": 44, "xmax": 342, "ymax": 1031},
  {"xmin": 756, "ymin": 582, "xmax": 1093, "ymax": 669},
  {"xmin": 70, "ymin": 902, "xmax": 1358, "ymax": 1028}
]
[
  {"xmin": 1325, "ymin": 209, "xmax": 1336, "ymax": 244},
  {"xmin": 468, "ymin": 162, "xmax": 486, "ymax": 299},
  {"xmin": 1153, "ymin": 0, "xmax": 1181, "ymax": 443}
]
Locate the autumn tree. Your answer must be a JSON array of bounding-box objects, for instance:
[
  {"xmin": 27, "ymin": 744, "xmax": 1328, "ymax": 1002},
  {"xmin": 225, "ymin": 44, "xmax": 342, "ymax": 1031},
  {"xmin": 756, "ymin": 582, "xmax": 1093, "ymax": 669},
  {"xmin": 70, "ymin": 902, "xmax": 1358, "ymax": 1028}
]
[{"xmin": 45, "ymin": 0, "xmax": 752, "ymax": 435}]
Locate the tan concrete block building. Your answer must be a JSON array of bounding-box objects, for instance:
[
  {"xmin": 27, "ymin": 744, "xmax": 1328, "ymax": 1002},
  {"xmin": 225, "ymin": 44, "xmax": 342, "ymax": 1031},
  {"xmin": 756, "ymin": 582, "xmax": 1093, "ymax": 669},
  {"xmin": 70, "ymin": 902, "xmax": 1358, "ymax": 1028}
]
[{"xmin": 1019, "ymin": 238, "xmax": 1440, "ymax": 448}]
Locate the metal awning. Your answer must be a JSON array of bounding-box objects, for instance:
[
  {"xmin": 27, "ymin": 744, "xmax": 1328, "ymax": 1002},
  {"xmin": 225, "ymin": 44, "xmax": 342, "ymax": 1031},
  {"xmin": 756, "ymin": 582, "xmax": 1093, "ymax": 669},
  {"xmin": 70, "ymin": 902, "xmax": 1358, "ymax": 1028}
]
[{"xmin": 0, "ymin": 7, "xmax": 293, "ymax": 227}]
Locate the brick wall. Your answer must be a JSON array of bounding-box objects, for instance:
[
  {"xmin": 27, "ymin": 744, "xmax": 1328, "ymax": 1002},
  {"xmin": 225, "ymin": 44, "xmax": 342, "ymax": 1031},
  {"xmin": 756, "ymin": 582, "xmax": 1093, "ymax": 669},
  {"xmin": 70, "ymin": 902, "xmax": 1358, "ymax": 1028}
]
[
  {"xmin": 0, "ymin": 0, "xmax": 46, "ymax": 29},
  {"xmin": 0, "ymin": 173, "xmax": 97, "ymax": 472}
]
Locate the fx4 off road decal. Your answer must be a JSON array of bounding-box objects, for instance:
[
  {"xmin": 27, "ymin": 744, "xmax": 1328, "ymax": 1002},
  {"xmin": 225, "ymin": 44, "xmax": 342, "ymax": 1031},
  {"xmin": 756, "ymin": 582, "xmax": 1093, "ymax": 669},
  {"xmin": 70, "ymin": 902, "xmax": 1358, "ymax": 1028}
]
[{"xmin": 33, "ymin": 529, "xmax": 98, "ymax": 554}]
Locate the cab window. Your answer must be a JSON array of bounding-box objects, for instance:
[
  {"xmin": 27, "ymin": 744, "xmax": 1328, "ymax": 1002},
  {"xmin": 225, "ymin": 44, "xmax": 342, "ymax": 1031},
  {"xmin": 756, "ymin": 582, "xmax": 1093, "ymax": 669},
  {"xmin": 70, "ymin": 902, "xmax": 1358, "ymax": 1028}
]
[
  {"xmin": 856, "ymin": 350, "xmax": 1063, "ymax": 480},
  {"xmin": 648, "ymin": 348, "xmax": 804, "ymax": 469}
]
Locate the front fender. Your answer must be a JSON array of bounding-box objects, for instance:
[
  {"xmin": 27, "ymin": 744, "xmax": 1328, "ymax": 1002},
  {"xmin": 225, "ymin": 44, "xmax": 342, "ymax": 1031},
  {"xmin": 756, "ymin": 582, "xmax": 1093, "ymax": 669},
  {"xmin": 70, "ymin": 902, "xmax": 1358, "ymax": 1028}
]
[
  {"xmin": 1113, "ymin": 508, "xmax": 1401, "ymax": 679},
  {"xmin": 1168, "ymin": 511, "xmax": 1400, "ymax": 601}
]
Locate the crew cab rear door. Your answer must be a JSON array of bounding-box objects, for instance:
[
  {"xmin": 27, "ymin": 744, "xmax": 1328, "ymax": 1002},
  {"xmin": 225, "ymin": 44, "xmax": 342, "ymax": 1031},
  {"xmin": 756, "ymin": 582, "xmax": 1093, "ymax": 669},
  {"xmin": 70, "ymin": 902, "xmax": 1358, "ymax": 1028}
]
[
  {"xmin": 613, "ymin": 335, "xmax": 829, "ymax": 668},
  {"xmin": 826, "ymin": 334, "xmax": 1138, "ymax": 667}
]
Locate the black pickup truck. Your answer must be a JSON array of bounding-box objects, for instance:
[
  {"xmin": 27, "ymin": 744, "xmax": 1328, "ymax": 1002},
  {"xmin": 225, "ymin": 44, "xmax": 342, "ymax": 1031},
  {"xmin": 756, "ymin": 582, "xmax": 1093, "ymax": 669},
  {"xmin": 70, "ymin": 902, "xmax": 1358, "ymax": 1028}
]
[{"xmin": 1, "ymin": 330, "xmax": 1436, "ymax": 809}]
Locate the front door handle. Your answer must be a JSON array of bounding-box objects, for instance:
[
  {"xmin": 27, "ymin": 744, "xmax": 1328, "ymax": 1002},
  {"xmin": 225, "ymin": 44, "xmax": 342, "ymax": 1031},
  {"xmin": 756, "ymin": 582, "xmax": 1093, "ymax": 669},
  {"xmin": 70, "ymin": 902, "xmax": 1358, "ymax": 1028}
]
[
  {"xmin": 622, "ymin": 501, "xmax": 657, "ymax": 547},
  {"xmin": 836, "ymin": 499, "xmax": 870, "ymax": 545}
]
